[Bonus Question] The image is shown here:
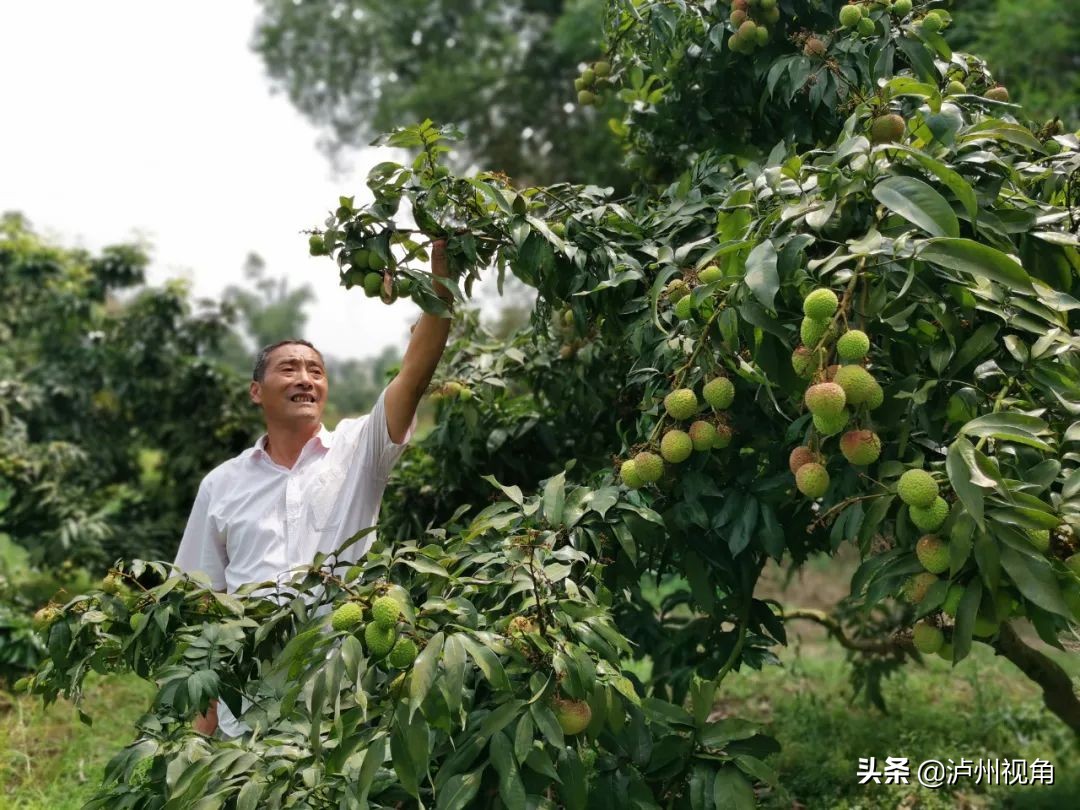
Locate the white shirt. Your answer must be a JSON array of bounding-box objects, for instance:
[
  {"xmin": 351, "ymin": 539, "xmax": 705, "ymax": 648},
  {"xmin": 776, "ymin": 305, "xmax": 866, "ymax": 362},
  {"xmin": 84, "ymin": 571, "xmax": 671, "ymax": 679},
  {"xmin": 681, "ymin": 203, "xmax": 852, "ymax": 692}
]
[{"xmin": 172, "ymin": 386, "xmax": 415, "ymax": 737}]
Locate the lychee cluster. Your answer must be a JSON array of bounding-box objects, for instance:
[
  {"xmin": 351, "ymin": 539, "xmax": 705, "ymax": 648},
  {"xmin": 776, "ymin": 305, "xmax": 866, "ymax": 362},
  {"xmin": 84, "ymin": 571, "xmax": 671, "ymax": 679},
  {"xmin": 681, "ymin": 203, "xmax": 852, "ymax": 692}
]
[
  {"xmin": 619, "ymin": 377, "xmax": 735, "ymax": 489},
  {"xmin": 666, "ymin": 265, "xmax": 722, "ymax": 321},
  {"xmin": 574, "ymin": 59, "xmax": 611, "ymax": 107},
  {"xmin": 838, "ymin": 3, "xmax": 875, "ymax": 38},
  {"xmin": 330, "ymin": 594, "xmax": 419, "ymax": 669},
  {"xmin": 727, "ymin": 0, "xmax": 780, "ymax": 55},
  {"xmin": 431, "ymin": 380, "xmax": 473, "ymax": 402}
]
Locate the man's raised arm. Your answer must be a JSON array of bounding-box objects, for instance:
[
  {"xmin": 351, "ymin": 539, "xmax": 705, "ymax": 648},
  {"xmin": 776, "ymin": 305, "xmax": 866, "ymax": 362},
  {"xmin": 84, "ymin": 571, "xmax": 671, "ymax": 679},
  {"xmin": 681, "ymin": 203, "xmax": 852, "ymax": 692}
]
[{"xmin": 385, "ymin": 239, "xmax": 453, "ymax": 443}]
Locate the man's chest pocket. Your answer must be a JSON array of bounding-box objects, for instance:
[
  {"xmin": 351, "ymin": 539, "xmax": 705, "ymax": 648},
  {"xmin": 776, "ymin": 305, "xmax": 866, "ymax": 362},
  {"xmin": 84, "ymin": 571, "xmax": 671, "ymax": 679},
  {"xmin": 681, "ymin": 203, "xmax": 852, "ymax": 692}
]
[{"xmin": 309, "ymin": 467, "xmax": 346, "ymax": 531}]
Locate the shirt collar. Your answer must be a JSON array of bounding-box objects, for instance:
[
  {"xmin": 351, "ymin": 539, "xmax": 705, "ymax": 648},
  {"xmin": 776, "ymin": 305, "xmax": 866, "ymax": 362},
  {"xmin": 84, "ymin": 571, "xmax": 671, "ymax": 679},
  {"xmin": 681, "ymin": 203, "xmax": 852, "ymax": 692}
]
[{"xmin": 253, "ymin": 424, "xmax": 333, "ymax": 459}]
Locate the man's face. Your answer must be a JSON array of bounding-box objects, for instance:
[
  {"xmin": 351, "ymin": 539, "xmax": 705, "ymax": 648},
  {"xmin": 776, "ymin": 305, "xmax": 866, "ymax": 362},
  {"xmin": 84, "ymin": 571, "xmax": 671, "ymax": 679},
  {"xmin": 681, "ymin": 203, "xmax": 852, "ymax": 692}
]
[{"xmin": 250, "ymin": 344, "xmax": 328, "ymax": 428}]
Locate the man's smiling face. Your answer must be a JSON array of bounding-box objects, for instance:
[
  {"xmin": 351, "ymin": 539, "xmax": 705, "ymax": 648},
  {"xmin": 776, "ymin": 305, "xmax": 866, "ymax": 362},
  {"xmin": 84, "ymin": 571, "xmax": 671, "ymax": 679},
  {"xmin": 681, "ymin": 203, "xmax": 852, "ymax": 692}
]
[{"xmin": 250, "ymin": 344, "xmax": 328, "ymax": 428}]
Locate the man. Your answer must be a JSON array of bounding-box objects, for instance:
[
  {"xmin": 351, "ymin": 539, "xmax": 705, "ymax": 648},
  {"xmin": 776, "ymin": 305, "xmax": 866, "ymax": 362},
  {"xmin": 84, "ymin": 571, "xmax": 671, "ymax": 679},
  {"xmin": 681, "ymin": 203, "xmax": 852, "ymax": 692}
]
[{"xmin": 173, "ymin": 239, "xmax": 452, "ymax": 739}]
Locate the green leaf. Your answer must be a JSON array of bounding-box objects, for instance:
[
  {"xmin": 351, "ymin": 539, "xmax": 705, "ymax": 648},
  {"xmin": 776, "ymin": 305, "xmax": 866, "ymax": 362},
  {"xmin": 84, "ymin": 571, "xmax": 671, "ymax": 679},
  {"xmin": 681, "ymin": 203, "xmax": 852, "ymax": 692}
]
[
  {"xmin": 542, "ymin": 470, "xmax": 566, "ymax": 526},
  {"xmin": 919, "ymin": 238, "xmax": 1034, "ymax": 292},
  {"xmin": 873, "ymin": 176, "xmax": 959, "ymax": 238},
  {"xmin": 436, "ymin": 769, "xmax": 484, "ymax": 810},
  {"xmin": 999, "ymin": 546, "xmax": 1071, "ymax": 618},
  {"xmin": 958, "ymin": 412, "xmax": 1053, "ymax": 452},
  {"xmin": 713, "ymin": 766, "xmax": 756, "ymax": 810},
  {"xmin": 744, "ymin": 239, "xmax": 779, "ymax": 311},
  {"xmin": 459, "ymin": 634, "xmax": 510, "ymax": 690},
  {"xmin": 556, "ymin": 749, "xmax": 588, "ymax": 810},
  {"xmin": 946, "ymin": 439, "xmax": 986, "ymax": 529},
  {"xmin": 355, "ymin": 735, "xmax": 387, "ymax": 805},
  {"xmin": 489, "ymin": 731, "xmax": 526, "ymax": 808},
  {"xmin": 410, "ymin": 632, "xmax": 444, "ymax": 718}
]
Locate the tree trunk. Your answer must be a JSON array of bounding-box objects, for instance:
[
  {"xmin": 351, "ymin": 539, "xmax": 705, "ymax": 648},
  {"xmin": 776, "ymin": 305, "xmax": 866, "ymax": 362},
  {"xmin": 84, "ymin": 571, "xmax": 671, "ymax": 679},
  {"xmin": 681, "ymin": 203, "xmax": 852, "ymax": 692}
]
[{"xmin": 991, "ymin": 622, "xmax": 1080, "ymax": 739}]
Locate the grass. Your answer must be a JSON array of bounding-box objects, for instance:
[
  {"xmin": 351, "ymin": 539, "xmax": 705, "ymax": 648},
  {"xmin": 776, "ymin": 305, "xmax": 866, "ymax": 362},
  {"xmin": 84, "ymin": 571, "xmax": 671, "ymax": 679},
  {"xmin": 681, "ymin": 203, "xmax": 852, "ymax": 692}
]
[{"xmin": 0, "ymin": 673, "xmax": 153, "ymax": 810}]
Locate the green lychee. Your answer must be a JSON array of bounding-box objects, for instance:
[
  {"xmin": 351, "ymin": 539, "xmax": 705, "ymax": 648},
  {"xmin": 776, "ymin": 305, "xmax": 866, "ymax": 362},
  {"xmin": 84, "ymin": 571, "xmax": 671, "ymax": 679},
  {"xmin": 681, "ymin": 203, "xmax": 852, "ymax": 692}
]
[
  {"xmin": 634, "ymin": 452, "xmax": 664, "ymax": 482},
  {"xmin": 1066, "ymin": 553, "xmax": 1080, "ymax": 577},
  {"xmin": 839, "ymin": 430, "xmax": 881, "ymax": 465},
  {"xmin": 912, "ymin": 621, "xmax": 944, "ymax": 654},
  {"xmin": 946, "ymin": 79, "xmax": 966, "ymax": 95},
  {"xmin": 866, "ymin": 380, "xmax": 884, "ymax": 410},
  {"xmin": 664, "ymin": 388, "xmax": 699, "ymax": 420},
  {"xmin": 973, "ymin": 614, "xmax": 999, "ymax": 638},
  {"xmin": 703, "ymin": 377, "xmax": 735, "ymax": 410},
  {"xmin": 665, "ymin": 279, "xmax": 690, "ymax": 302},
  {"xmin": 920, "ymin": 11, "xmax": 943, "ymax": 32},
  {"xmin": 101, "ymin": 573, "xmax": 124, "ymax": 595},
  {"xmin": 903, "ymin": 572, "xmax": 939, "ymax": 604},
  {"xmin": 688, "ymin": 421, "xmax": 717, "ymax": 451},
  {"xmin": 856, "ymin": 16, "xmax": 875, "ymax": 36},
  {"xmin": 813, "ymin": 409, "xmax": 851, "ymax": 436},
  {"xmin": 836, "ymin": 330, "xmax": 870, "ymax": 361},
  {"xmin": 804, "ymin": 382, "xmax": 847, "ymax": 417},
  {"xmin": 331, "ymin": 603, "xmax": 363, "ymax": 632},
  {"xmin": 371, "ymin": 596, "xmax": 401, "ymax": 629},
  {"xmin": 308, "ymin": 235, "xmax": 326, "ymax": 256},
  {"xmin": 789, "ymin": 445, "xmax": 816, "ymax": 474},
  {"xmin": 364, "ymin": 622, "xmax": 398, "ymax": 658},
  {"xmin": 550, "ymin": 697, "xmax": 592, "ymax": 735},
  {"xmin": 910, "ymin": 497, "xmax": 949, "ymax": 532},
  {"xmin": 593, "ymin": 60, "xmax": 611, "ymax": 78},
  {"xmin": 673, "ymin": 295, "xmax": 694, "ymax": 320},
  {"xmin": 833, "ymin": 365, "xmax": 877, "ymax": 406},
  {"xmin": 791, "ymin": 346, "xmax": 820, "ymax": 379},
  {"xmin": 661, "ymin": 430, "xmax": 693, "ymax": 463},
  {"xmin": 870, "ymin": 113, "xmax": 905, "ymax": 144},
  {"xmin": 839, "ymin": 4, "xmax": 863, "ymax": 28},
  {"xmin": 620, "ymin": 459, "xmax": 644, "ymax": 489},
  {"xmin": 577, "ymin": 90, "xmax": 596, "ymax": 106},
  {"xmin": 363, "ymin": 272, "xmax": 383, "ymax": 297},
  {"xmin": 897, "ymin": 469, "xmax": 938, "ymax": 508},
  {"xmin": 796, "ymin": 462, "xmax": 830, "ymax": 498},
  {"xmin": 698, "ymin": 265, "xmax": 722, "ymax": 283},
  {"xmin": 984, "ymin": 85, "xmax": 1009, "ymax": 102},
  {"xmin": 800, "ymin": 317, "xmax": 834, "ymax": 348},
  {"xmin": 937, "ymin": 641, "xmax": 954, "ymax": 661},
  {"xmin": 803, "ymin": 288, "xmax": 839, "ymax": 320},
  {"xmin": 387, "ymin": 637, "xmax": 419, "ymax": 669},
  {"xmin": 916, "ymin": 534, "xmax": 950, "ymax": 574},
  {"xmin": 712, "ymin": 424, "xmax": 733, "ymax": 449},
  {"xmin": 32, "ymin": 606, "xmax": 60, "ymax": 632},
  {"xmin": 891, "ymin": 0, "xmax": 912, "ymax": 15}
]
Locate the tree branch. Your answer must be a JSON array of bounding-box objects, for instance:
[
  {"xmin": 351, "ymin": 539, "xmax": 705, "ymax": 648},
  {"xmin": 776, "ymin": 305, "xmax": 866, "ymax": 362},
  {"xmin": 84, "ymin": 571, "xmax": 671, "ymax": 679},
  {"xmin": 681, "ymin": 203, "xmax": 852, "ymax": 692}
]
[{"xmin": 782, "ymin": 608, "xmax": 904, "ymax": 655}]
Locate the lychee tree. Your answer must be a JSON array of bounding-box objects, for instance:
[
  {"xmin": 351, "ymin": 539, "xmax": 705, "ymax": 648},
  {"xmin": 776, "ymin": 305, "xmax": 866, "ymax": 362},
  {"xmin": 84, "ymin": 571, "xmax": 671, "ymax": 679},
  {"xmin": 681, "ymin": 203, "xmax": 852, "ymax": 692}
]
[{"xmin": 22, "ymin": 0, "xmax": 1080, "ymax": 805}]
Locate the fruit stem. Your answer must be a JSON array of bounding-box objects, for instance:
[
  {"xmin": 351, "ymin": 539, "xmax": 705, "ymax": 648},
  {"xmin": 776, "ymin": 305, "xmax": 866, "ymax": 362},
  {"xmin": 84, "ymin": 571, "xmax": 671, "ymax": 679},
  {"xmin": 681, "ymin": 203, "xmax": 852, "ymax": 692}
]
[
  {"xmin": 808, "ymin": 492, "xmax": 887, "ymax": 531},
  {"xmin": 715, "ymin": 597, "xmax": 751, "ymax": 685}
]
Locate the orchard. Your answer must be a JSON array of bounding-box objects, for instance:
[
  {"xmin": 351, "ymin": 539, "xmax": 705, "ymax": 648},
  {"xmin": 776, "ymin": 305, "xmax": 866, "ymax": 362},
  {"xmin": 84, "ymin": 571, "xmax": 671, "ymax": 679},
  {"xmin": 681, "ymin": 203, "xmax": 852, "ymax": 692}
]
[{"xmin": 16, "ymin": 0, "xmax": 1080, "ymax": 807}]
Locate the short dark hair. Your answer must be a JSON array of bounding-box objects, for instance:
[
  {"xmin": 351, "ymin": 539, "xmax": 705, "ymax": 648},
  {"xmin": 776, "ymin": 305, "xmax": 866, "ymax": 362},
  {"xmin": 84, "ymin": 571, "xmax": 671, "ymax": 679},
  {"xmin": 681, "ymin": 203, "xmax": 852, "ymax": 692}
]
[{"xmin": 252, "ymin": 339, "xmax": 324, "ymax": 381}]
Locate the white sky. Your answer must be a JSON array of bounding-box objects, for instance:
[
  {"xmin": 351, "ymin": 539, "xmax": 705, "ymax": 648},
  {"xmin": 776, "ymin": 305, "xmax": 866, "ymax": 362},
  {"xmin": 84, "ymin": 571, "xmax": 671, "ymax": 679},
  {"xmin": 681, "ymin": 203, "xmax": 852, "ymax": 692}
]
[{"xmin": 0, "ymin": 0, "xmax": 472, "ymax": 361}]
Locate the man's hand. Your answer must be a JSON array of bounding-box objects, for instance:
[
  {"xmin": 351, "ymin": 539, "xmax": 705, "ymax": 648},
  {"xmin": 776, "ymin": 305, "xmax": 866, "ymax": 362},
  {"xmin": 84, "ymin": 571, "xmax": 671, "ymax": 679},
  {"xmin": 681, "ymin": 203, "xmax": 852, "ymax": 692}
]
[
  {"xmin": 385, "ymin": 237, "xmax": 454, "ymax": 443},
  {"xmin": 193, "ymin": 698, "xmax": 219, "ymax": 736}
]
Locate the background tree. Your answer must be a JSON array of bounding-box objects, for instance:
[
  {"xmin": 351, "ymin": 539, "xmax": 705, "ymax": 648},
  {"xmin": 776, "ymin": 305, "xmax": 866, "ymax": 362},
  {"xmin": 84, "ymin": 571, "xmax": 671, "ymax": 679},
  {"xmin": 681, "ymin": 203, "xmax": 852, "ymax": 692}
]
[{"xmin": 252, "ymin": 0, "xmax": 632, "ymax": 188}]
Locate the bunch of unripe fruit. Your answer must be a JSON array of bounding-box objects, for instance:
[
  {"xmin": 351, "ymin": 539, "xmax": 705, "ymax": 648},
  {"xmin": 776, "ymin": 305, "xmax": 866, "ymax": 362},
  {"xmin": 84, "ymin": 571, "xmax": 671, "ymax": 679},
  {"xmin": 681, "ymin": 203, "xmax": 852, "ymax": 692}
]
[
  {"xmin": 330, "ymin": 595, "xmax": 418, "ymax": 669},
  {"xmin": 505, "ymin": 617, "xmax": 593, "ymax": 734},
  {"xmin": 666, "ymin": 264, "xmax": 722, "ymax": 321},
  {"xmin": 619, "ymin": 375, "xmax": 736, "ymax": 489},
  {"xmin": 574, "ymin": 59, "xmax": 611, "ymax": 107},
  {"xmin": 788, "ymin": 287, "xmax": 886, "ymax": 497},
  {"xmin": 727, "ymin": 0, "xmax": 779, "ymax": 55},
  {"xmin": 430, "ymin": 379, "xmax": 473, "ymax": 402}
]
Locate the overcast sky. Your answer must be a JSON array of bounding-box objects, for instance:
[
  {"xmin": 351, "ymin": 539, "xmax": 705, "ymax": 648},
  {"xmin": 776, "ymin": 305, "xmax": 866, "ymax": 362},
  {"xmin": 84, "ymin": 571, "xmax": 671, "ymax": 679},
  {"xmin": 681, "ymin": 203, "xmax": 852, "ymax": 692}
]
[{"xmin": 0, "ymin": 0, "xmax": 460, "ymax": 361}]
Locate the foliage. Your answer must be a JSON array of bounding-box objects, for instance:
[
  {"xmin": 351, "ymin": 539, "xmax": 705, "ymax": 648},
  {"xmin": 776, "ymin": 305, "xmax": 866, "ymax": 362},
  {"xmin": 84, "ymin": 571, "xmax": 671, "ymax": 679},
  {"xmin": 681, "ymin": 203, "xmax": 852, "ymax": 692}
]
[
  {"xmin": 252, "ymin": 0, "xmax": 630, "ymax": 188},
  {"xmin": 0, "ymin": 213, "xmax": 260, "ymax": 571},
  {"xmin": 26, "ymin": 490, "xmax": 778, "ymax": 807},
  {"xmin": 23, "ymin": 0, "xmax": 1080, "ymax": 806}
]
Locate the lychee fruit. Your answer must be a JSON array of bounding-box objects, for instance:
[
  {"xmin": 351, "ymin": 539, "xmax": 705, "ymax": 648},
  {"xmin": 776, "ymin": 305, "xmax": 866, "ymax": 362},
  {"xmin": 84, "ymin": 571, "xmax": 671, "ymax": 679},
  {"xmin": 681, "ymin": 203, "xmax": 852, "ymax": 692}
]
[
  {"xmin": 836, "ymin": 330, "xmax": 870, "ymax": 361},
  {"xmin": 803, "ymin": 37, "xmax": 826, "ymax": 58},
  {"xmin": 387, "ymin": 637, "xmax": 419, "ymax": 669},
  {"xmin": 634, "ymin": 452, "xmax": 664, "ymax": 482},
  {"xmin": 833, "ymin": 365, "xmax": 877, "ymax": 406},
  {"xmin": 791, "ymin": 346, "xmax": 820, "ymax": 379},
  {"xmin": 789, "ymin": 445, "xmax": 816, "ymax": 474},
  {"xmin": 839, "ymin": 4, "xmax": 863, "ymax": 28},
  {"xmin": 920, "ymin": 11, "xmax": 943, "ymax": 33},
  {"xmin": 839, "ymin": 430, "xmax": 881, "ymax": 465},
  {"xmin": 1025, "ymin": 528, "xmax": 1051, "ymax": 553},
  {"xmin": 698, "ymin": 265, "xmax": 722, "ymax": 283},
  {"xmin": 331, "ymin": 602, "xmax": 363, "ymax": 632},
  {"xmin": 892, "ymin": 0, "xmax": 912, "ymax": 15},
  {"xmin": 364, "ymin": 621, "xmax": 398, "ymax": 658},
  {"xmin": 796, "ymin": 463, "xmax": 830, "ymax": 498},
  {"xmin": 703, "ymin": 377, "xmax": 735, "ymax": 410},
  {"xmin": 942, "ymin": 583, "xmax": 963, "ymax": 617},
  {"xmin": 916, "ymin": 534, "xmax": 950, "ymax": 574},
  {"xmin": 665, "ymin": 279, "xmax": 690, "ymax": 302},
  {"xmin": 973, "ymin": 614, "xmax": 999, "ymax": 638},
  {"xmin": 897, "ymin": 469, "xmax": 938, "ymax": 508},
  {"xmin": 984, "ymin": 85, "xmax": 1009, "ymax": 102},
  {"xmin": 712, "ymin": 424, "xmax": 733, "ymax": 449},
  {"xmin": 912, "ymin": 621, "xmax": 944, "ymax": 654},
  {"xmin": 800, "ymin": 317, "xmax": 832, "ymax": 347},
  {"xmin": 803, "ymin": 288, "xmax": 839, "ymax": 320},
  {"xmin": 910, "ymin": 496, "xmax": 949, "ymax": 532},
  {"xmin": 813, "ymin": 409, "xmax": 850, "ymax": 436},
  {"xmin": 664, "ymin": 388, "xmax": 699, "ymax": 420},
  {"xmin": 866, "ymin": 381, "xmax": 884, "ymax": 410},
  {"xmin": 673, "ymin": 295, "xmax": 694, "ymax": 320},
  {"xmin": 661, "ymin": 430, "xmax": 693, "ymax": 463},
  {"xmin": 689, "ymin": 421, "xmax": 717, "ymax": 451},
  {"xmin": 804, "ymin": 382, "xmax": 847, "ymax": 417},
  {"xmin": 946, "ymin": 79, "xmax": 966, "ymax": 95},
  {"xmin": 903, "ymin": 572, "xmax": 939, "ymax": 604},
  {"xmin": 620, "ymin": 459, "xmax": 644, "ymax": 489},
  {"xmin": 550, "ymin": 697, "xmax": 592, "ymax": 735},
  {"xmin": 363, "ymin": 272, "xmax": 383, "ymax": 297},
  {"xmin": 870, "ymin": 114, "xmax": 905, "ymax": 144},
  {"xmin": 371, "ymin": 595, "xmax": 401, "ymax": 629}
]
